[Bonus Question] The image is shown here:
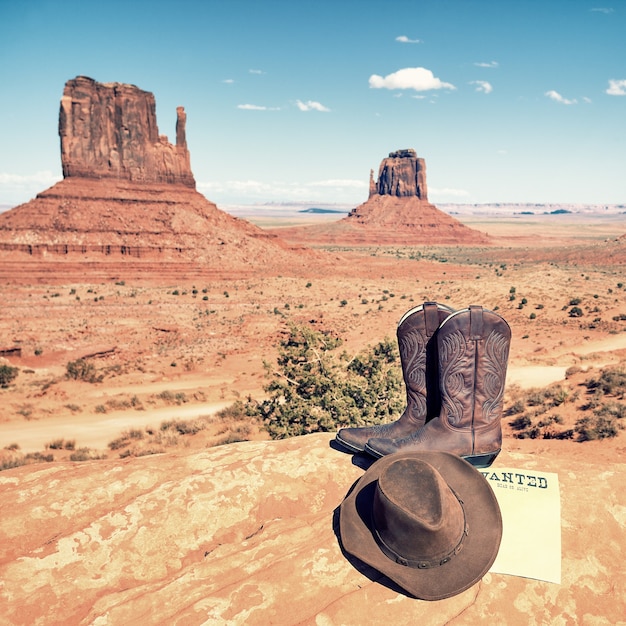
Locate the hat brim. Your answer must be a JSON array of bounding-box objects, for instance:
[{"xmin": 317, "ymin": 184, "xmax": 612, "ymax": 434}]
[{"xmin": 339, "ymin": 450, "xmax": 502, "ymax": 601}]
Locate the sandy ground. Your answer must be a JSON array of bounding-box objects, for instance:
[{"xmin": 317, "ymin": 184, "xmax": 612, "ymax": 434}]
[{"xmin": 2, "ymin": 211, "xmax": 626, "ymax": 460}]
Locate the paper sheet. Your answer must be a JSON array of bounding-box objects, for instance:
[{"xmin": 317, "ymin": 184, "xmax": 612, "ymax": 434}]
[{"xmin": 481, "ymin": 467, "xmax": 561, "ymax": 584}]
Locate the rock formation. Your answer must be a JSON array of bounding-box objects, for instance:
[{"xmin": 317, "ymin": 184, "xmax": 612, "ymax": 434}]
[
  {"xmin": 369, "ymin": 148, "xmax": 428, "ymax": 199},
  {"xmin": 267, "ymin": 149, "xmax": 490, "ymax": 246},
  {"xmin": 0, "ymin": 433, "xmax": 623, "ymax": 624},
  {"xmin": 59, "ymin": 76, "xmax": 195, "ymax": 187},
  {"xmin": 0, "ymin": 77, "xmax": 314, "ymax": 270}
]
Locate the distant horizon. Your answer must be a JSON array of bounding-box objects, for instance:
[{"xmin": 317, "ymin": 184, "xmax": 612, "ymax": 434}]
[{"xmin": 1, "ymin": 190, "xmax": 624, "ymax": 216}]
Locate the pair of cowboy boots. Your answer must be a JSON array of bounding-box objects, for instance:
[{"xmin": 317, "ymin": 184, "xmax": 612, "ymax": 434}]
[{"xmin": 335, "ymin": 302, "xmax": 511, "ymax": 468}]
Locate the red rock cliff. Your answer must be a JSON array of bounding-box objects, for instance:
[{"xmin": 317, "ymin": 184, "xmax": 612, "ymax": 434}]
[
  {"xmin": 370, "ymin": 148, "xmax": 428, "ymax": 200},
  {"xmin": 59, "ymin": 76, "xmax": 195, "ymax": 187}
]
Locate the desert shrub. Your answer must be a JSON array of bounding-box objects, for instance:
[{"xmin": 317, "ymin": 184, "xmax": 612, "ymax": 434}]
[
  {"xmin": 1, "ymin": 455, "xmax": 26, "ymax": 471},
  {"xmin": 217, "ymin": 428, "xmax": 251, "ymax": 446},
  {"xmin": 24, "ymin": 452, "xmax": 54, "ymax": 463},
  {"xmin": 0, "ymin": 364, "xmax": 19, "ymax": 388},
  {"xmin": 160, "ymin": 418, "xmax": 206, "ymax": 435},
  {"xmin": 66, "ymin": 359, "xmax": 100, "ymax": 383},
  {"xmin": 565, "ymin": 365, "xmax": 582, "ymax": 378},
  {"xmin": 593, "ymin": 401, "xmax": 626, "ymax": 420},
  {"xmin": 524, "ymin": 388, "xmax": 552, "ymax": 408},
  {"xmin": 105, "ymin": 398, "xmax": 132, "ymax": 410},
  {"xmin": 46, "ymin": 439, "xmax": 75, "ymax": 450},
  {"xmin": 569, "ymin": 307, "xmax": 583, "ymax": 318},
  {"xmin": 569, "ymin": 297, "xmax": 582, "ymax": 306},
  {"xmin": 250, "ymin": 323, "xmax": 404, "ymax": 439},
  {"xmin": 585, "ymin": 364, "xmax": 626, "ymax": 399},
  {"xmin": 509, "ymin": 414, "xmax": 532, "ymax": 431},
  {"xmin": 108, "ymin": 436, "xmax": 129, "ymax": 450},
  {"xmin": 69, "ymin": 448, "xmax": 105, "ymax": 462},
  {"xmin": 157, "ymin": 390, "xmax": 188, "ymax": 405},
  {"xmin": 575, "ymin": 415, "xmax": 621, "ymax": 441}
]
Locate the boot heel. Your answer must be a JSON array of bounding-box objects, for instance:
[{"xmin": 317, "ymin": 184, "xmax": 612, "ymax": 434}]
[{"xmin": 462, "ymin": 450, "xmax": 500, "ymax": 468}]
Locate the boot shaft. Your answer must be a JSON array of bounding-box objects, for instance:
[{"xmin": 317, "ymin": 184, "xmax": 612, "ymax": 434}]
[
  {"xmin": 438, "ymin": 306, "xmax": 511, "ymax": 431},
  {"xmin": 397, "ymin": 302, "xmax": 455, "ymax": 419}
]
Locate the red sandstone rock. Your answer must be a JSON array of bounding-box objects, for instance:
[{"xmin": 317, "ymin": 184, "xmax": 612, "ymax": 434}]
[
  {"xmin": 268, "ymin": 149, "xmax": 490, "ymax": 246},
  {"xmin": 370, "ymin": 148, "xmax": 428, "ymax": 199},
  {"xmin": 0, "ymin": 77, "xmax": 317, "ymax": 269},
  {"xmin": 0, "ymin": 178, "xmax": 315, "ymax": 267},
  {"xmin": 0, "ymin": 433, "xmax": 623, "ymax": 624},
  {"xmin": 59, "ymin": 76, "xmax": 195, "ymax": 187}
]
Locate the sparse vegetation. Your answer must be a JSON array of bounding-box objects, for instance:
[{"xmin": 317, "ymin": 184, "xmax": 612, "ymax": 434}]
[
  {"xmin": 66, "ymin": 359, "xmax": 101, "ymax": 383},
  {"xmin": 241, "ymin": 323, "xmax": 404, "ymax": 439},
  {"xmin": 0, "ymin": 364, "xmax": 19, "ymax": 388},
  {"xmin": 506, "ymin": 363, "xmax": 626, "ymax": 441}
]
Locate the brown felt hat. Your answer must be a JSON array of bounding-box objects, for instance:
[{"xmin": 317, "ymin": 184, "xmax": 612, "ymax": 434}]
[{"xmin": 339, "ymin": 450, "xmax": 502, "ymax": 600}]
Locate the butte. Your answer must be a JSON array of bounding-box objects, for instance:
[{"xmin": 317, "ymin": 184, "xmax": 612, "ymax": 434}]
[
  {"xmin": 0, "ymin": 76, "xmax": 313, "ymax": 280},
  {"xmin": 269, "ymin": 149, "xmax": 490, "ymax": 246}
]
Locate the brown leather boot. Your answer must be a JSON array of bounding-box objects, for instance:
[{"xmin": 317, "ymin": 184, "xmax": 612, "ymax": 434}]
[
  {"xmin": 334, "ymin": 302, "xmax": 455, "ymax": 453},
  {"xmin": 365, "ymin": 306, "xmax": 511, "ymax": 468}
]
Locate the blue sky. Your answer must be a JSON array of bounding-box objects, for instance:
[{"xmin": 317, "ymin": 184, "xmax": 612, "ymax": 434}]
[{"xmin": 0, "ymin": 0, "xmax": 624, "ymax": 209}]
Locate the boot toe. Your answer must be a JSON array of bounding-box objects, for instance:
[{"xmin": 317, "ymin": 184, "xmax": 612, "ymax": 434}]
[
  {"xmin": 335, "ymin": 429, "xmax": 368, "ymax": 453},
  {"xmin": 364, "ymin": 437, "xmax": 398, "ymax": 458}
]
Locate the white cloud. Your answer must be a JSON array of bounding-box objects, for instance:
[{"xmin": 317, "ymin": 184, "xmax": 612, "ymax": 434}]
[
  {"xmin": 395, "ymin": 35, "xmax": 422, "ymax": 44},
  {"xmin": 474, "ymin": 61, "xmax": 499, "ymax": 68},
  {"xmin": 249, "ymin": 69, "xmax": 265, "ymax": 74},
  {"xmin": 606, "ymin": 79, "xmax": 626, "ymax": 96},
  {"xmin": 369, "ymin": 67, "xmax": 455, "ymax": 92},
  {"xmin": 237, "ymin": 103, "xmax": 280, "ymax": 111},
  {"xmin": 591, "ymin": 7, "xmax": 614, "ymax": 13},
  {"xmin": 470, "ymin": 80, "xmax": 493, "ymax": 94},
  {"xmin": 295, "ymin": 100, "xmax": 330, "ymax": 112},
  {"xmin": 545, "ymin": 90, "xmax": 577, "ymax": 105},
  {"xmin": 582, "ymin": 96, "xmax": 592, "ymax": 103},
  {"xmin": 222, "ymin": 79, "xmax": 235, "ymax": 84},
  {"xmin": 0, "ymin": 170, "xmax": 62, "ymax": 207}
]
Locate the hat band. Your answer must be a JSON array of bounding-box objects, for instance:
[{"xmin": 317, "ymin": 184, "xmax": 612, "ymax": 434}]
[{"xmin": 373, "ymin": 494, "xmax": 469, "ymax": 570}]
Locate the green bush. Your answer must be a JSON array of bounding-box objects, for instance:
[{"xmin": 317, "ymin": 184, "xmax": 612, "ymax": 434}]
[
  {"xmin": 0, "ymin": 364, "xmax": 19, "ymax": 388},
  {"xmin": 251, "ymin": 323, "xmax": 404, "ymax": 439},
  {"xmin": 66, "ymin": 359, "xmax": 100, "ymax": 383}
]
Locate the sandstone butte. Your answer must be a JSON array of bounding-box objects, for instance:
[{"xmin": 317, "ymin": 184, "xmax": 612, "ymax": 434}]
[
  {"xmin": 0, "ymin": 76, "xmax": 313, "ymax": 271},
  {"xmin": 267, "ymin": 149, "xmax": 490, "ymax": 246},
  {"xmin": 0, "ymin": 432, "xmax": 624, "ymax": 625}
]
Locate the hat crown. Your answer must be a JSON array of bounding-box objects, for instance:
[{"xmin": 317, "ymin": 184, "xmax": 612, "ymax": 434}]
[{"xmin": 373, "ymin": 458, "xmax": 467, "ymax": 568}]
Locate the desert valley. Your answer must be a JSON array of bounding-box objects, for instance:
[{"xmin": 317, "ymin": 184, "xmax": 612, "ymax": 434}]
[{"xmin": 0, "ymin": 77, "xmax": 625, "ymax": 624}]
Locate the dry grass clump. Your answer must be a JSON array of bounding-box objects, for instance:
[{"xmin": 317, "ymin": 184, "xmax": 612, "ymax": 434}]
[
  {"xmin": 106, "ymin": 401, "xmax": 259, "ymax": 458},
  {"xmin": 505, "ymin": 362, "xmax": 626, "ymax": 441},
  {"xmin": 0, "ymin": 445, "xmax": 54, "ymax": 471}
]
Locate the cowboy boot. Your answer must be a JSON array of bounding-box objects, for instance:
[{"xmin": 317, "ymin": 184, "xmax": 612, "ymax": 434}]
[
  {"xmin": 365, "ymin": 306, "xmax": 511, "ymax": 468},
  {"xmin": 334, "ymin": 301, "xmax": 455, "ymax": 453}
]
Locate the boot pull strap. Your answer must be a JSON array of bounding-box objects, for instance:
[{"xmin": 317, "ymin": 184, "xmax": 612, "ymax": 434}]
[
  {"xmin": 469, "ymin": 305, "xmax": 484, "ymax": 340},
  {"xmin": 423, "ymin": 302, "xmax": 442, "ymax": 336}
]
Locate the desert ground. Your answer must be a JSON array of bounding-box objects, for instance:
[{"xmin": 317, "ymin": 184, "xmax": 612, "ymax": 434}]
[{"xmin": 2, "ymin": 210, "xmax": 626, "ymax": 467}]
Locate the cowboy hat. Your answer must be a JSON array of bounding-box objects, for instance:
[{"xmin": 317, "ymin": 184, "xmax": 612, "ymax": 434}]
[{"xmin": 339, "ymin": 450, "xmax": 502, "ymax": 600}]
